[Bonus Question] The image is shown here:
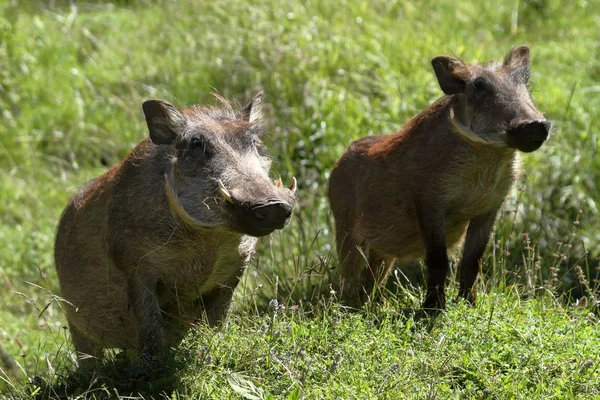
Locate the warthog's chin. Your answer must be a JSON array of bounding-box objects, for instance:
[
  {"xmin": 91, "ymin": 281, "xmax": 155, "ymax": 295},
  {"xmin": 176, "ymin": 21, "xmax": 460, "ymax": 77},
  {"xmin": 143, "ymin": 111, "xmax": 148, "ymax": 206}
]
[
  {"xmin": 507, "ymin": 139, "xmax": 545, "ymax": 153},
  {"xmin": 449, "ymin": 108, "xmax": 509, "ymax": 148},
  {"xmin": 239, "ymin": 226, "xmax": 278, "ymax": 237},
  {"xmin": 164, "ymin": 169, "xmax": 221, "ymax": 230}
]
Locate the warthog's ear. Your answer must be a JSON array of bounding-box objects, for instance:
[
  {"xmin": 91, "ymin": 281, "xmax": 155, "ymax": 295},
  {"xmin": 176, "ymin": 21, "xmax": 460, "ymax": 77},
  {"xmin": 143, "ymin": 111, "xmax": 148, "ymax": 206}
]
[
  {"xmin": 142, "ymin": 100, "xmax": 186, "ymax": 145},
  {"xmin": 431, "ymin": 56, "xmax": 467, "ymax": 95},
  {"xmin": 503, "ymin": 45, "xmax": 530, "ymax": 84},
  {"xmin": 242, "ymin": 91, "xmax": 264, "ymax": 124}
]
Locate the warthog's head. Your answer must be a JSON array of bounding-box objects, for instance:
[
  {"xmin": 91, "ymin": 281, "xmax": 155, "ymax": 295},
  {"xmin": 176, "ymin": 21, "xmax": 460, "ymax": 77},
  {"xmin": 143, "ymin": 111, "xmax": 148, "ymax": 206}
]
[
  {"xmin": 142, "ymin": 92, "xmax": 296, "ymax": 237},
  {"xmin": 432, "ymin": 45, "xmax": 550, "ymax": 153}
]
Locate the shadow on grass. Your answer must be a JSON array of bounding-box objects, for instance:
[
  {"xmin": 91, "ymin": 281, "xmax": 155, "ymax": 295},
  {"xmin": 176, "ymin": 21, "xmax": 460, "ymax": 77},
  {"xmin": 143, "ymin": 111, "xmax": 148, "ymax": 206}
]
[{"xmin": 30, "ymin": 353, "xmax": 184, "ymax": 399}]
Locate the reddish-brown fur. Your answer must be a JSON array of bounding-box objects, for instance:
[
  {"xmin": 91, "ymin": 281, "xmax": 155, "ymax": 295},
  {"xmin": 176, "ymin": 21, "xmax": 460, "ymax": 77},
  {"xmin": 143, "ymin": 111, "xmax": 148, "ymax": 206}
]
[{"xmin": 329, "ymin": 46, "xmax": 550, "ymax": 310}]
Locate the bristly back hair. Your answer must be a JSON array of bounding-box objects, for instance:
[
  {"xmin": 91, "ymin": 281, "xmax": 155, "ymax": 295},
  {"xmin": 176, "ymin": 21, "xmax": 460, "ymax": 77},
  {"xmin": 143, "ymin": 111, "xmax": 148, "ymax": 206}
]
[{"xmin": 367, "ymin": 96, "xmax": 454, "ymax": 157}]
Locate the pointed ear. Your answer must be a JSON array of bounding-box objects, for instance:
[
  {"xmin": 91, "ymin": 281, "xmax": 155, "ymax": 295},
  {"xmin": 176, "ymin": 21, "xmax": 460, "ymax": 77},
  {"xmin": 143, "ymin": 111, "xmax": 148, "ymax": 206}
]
[
  {"xmin": 431, "ymin": 56, "xmax": 467, "ymax": 95},
  {"xmin": 142, "ymin": 100, "xmax": 186, "ymax": 145},
  {"xmin": 242, "ymin": 91, "xmax": 264, "ymax": 123},
  {"xmin": 503, "ymin": 45, "xmax": 530, "ymax": 84}
]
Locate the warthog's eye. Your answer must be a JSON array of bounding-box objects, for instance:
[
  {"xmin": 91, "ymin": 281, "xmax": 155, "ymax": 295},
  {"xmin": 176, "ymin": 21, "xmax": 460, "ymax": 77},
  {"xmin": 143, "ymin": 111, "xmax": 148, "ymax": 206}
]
[
  {"xmin": 472, "ymin": 77, "xmax": 488, "ymax": 92},
  {"xmin": 190, "ymin": 136, "xmax": 212, "ymax": 159},
  {"xmin": 191, "ymin": 136, "xmax": 203, "ymax": 148}
]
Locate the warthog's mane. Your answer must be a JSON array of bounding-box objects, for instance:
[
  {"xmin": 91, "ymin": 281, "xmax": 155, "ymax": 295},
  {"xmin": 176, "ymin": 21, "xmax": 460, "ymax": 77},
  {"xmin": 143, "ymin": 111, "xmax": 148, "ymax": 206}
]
[{"xmin": 181, "ymin": 93, "xmax": 264, "ymax": 138}]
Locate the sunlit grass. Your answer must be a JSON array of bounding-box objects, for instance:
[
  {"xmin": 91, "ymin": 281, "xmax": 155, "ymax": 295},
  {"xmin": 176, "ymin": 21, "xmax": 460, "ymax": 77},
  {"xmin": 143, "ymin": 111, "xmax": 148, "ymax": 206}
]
[{"xmin": 1, "ymin": 0, "xmax": 599, "ymax": 397}]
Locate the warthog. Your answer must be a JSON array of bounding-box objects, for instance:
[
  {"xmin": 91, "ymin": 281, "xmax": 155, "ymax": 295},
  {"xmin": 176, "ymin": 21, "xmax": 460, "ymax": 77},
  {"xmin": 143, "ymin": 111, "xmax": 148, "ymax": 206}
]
[
  {"xmin": 329, "ymin": 46, "xmax": 550, "ymax": 310},
  {"xmin": 54, "ymin": 92, "xmax": 296, "ymax": 363}
]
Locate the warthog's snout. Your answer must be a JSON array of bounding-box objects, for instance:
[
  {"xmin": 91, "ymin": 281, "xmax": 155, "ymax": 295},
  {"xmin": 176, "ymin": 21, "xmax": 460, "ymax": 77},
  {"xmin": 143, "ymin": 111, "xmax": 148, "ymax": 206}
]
[
  {"xmin": 236, "ymin": 199, "xmax": 293, "ymax": 236},
  {"xmin": 507, "ymin": 120, "xmax": 550, "ymax": 153},
  {"xmin": 218, "ymin": 178, "xmax": 296, "ymax": 237}
]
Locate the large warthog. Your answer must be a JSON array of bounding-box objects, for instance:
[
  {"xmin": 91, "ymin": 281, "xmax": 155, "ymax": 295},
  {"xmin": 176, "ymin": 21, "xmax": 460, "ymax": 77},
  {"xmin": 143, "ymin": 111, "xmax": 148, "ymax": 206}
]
[
  {"xmin": 54, "ymin": 92, "xmax": 296, "ymax": 363},
  {"xmin": 329, "ymin": 46, "xmax": 550, "ymax": 310}
]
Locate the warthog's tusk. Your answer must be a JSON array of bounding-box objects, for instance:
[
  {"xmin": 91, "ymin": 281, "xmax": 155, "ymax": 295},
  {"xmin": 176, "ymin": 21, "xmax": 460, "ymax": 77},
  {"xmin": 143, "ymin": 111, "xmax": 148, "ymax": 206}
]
[
  {"xmin": 275, "ymin": 177, "xmax": 283, "ymax": 188},
  {"xmin": 449, "ymin": 108, "xmax": 506, "ymax": 147},
  {"xmin": 164, "ymin": 167, "xmax": 219, "ymax": 229},
  {"xmin": 289, "ymin": 177, "xmax": 297, "ymax": 193},
  {"xmin": 217, "ymin": 180, "xmax": 233, "ymax": 204}
]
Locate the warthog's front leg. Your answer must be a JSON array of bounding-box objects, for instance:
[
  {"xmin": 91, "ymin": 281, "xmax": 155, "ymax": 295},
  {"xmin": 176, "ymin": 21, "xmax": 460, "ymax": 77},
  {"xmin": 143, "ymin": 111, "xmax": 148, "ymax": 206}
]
[
  {"xmin": 200, "ymin": 278, "xmax": 242, "ymax": 327},
  {"xmin": 458, "ymin": 209, "xmax": 499, "ymax": 304},
  {"xmin": 129, "ymin": 277, "xmax": 165, "ymax": 357},
  {"xmin": 417, "ymin": 208, "xmax": 449, "ymax": 311}
]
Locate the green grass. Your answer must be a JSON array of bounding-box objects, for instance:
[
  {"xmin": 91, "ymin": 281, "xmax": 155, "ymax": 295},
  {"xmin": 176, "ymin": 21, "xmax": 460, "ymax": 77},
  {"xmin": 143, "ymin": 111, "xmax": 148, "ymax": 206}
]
[
  {"xmin": 1, "ymin": 0, "xmax": 599, "ymax": 398},
  {"xmin": 177, "ymin": 295, "xmax": 600, "ymax": 399},
  {"xmin": 6, "ymin": 293, "xmax": 600, "ymax": 398}
]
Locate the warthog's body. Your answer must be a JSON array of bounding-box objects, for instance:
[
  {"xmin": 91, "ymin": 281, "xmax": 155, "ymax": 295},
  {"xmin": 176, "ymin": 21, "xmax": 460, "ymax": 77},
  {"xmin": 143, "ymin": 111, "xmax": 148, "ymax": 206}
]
[
  {"xmin": 55, "ymin": 93, "xmax": 296, "ymax": 362},
  {"xmin": 329, "ymin": 46, "xmax": 550, "ymax": 309}
]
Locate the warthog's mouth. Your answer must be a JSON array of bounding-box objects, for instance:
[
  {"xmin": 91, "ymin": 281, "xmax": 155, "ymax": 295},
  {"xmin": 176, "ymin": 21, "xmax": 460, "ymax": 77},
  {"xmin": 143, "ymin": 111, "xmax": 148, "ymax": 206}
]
[
  {"xmin": 449, "ymin": 108, "xmax": 508, "ymax": 148},
  {"xmin": 164, "ymin": 166, "xmax": 221, "ymax": 230}
]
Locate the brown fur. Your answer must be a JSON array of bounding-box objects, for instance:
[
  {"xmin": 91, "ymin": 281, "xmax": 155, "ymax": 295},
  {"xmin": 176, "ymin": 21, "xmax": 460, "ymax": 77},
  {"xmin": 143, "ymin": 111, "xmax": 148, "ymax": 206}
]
[
  {"xmin": 54, "ymin": 93, "xmax": 296, "ymax": 365},
  {"xmin": 329, "ymin": 46, "xmax": 549, "ymax": 310}
]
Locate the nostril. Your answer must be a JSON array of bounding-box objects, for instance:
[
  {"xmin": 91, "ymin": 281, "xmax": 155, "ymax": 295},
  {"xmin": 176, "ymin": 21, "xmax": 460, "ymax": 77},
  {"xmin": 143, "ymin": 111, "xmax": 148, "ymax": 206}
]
[
  {"xmin": 250, "ymin": 201, "xmax": 293, "ymax": 226},
  {"xmin": 253, "ymin": 211, "xmax": 267, "ymax": 221}
]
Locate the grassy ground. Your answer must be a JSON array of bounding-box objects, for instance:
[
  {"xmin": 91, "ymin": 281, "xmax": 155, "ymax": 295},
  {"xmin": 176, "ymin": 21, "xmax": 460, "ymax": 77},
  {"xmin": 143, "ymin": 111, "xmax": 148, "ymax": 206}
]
[{"xmin": 1, "ymin": 0, "xmax": 599, "ymax": 398}]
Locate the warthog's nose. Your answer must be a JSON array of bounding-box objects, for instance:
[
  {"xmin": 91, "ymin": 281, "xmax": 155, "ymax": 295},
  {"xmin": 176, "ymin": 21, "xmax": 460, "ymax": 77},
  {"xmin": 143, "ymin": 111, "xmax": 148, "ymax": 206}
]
[
  {"xmin": 507, "ymin": 120, "xmax": 550, "ymax": 153},
  {"xmin": 251, "ymin": 200, "xmax": 293, "ymax": 227},
  {"xmin": 237, "ymin": 199, "xmax": 293, "ymax": 237}
]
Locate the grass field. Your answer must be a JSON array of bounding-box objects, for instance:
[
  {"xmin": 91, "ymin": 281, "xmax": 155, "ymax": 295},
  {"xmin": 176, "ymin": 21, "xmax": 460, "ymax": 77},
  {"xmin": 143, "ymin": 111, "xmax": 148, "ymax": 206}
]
[{"xmin": 1, "ymin": 0, "xmax": 599, "ymax": 398}]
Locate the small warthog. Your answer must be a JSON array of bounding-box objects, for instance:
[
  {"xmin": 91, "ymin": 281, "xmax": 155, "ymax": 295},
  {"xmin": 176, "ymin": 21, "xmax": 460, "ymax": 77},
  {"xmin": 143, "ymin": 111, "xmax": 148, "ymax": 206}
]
[
  {"xmin": 329, "ymin": 46, "xmax": 550, "ymax": 310},
  {"xmin": 54, "ymin": 92, "xmax": 296, "ymax": 363}
]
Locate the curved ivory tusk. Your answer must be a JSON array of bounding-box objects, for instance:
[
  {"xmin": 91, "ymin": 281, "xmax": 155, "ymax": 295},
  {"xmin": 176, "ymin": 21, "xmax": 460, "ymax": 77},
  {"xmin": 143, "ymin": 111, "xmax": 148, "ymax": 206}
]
[
  {"xmin": 217, "ymin": 179, "xmax": 233, "ymax": 204},
  {"xmin": 164, "ymin": 166, "xmax": 218, "ymax": 229},
  {"xmin": 275, "ymin": 177, "xmax": 283, "ymax": 188},
  {"xmin": 289, "ymin": 176, "xmax": 297, "ymax": 193},
  {"xmin": 449, "ymin": 108, "xmax": 506, "ymax": 147}
]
